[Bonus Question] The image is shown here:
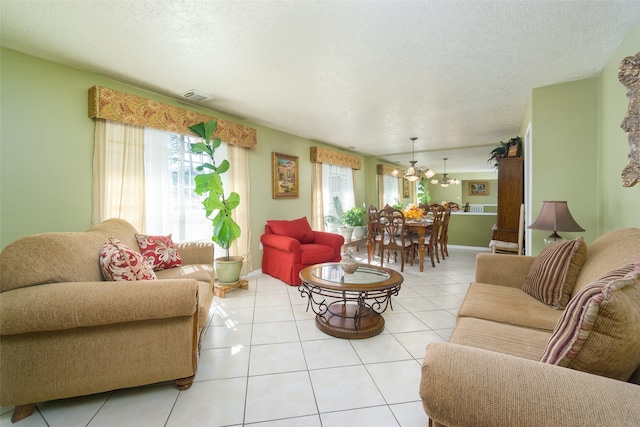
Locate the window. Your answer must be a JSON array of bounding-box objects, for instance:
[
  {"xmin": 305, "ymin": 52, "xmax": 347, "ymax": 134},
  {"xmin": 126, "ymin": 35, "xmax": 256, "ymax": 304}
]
[
  {"xmin": 144, "ymin": 127, "xmax": 229, "ymax": 243},
  {"xmin": 382, "ymin": 174, "xmax": 400, "ymax": 207},
  {"xmin": 322, "ymin": 163, "xmax": 355, "ymax": 223}
]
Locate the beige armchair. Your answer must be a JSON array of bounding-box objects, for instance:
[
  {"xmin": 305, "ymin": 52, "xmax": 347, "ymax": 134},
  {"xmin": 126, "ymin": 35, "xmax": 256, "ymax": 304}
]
[{"xmin": 0, "ymin": 219, "xmax": 215, "ymax": 422}]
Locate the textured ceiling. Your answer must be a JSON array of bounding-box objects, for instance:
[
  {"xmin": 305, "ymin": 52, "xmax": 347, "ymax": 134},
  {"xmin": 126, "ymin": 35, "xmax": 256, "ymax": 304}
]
[{"xmin": 2, "ymin": 1, "xmax": 640, "ymax": 173}]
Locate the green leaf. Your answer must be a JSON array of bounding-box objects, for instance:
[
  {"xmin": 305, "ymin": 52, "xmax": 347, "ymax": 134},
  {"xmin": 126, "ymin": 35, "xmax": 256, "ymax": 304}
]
[
  {"xmin": 189, "ymin": 120, "xmax": 218, "ymax": 142},
  {"xmin": 203, "ymin": 121, "xmax": 218, "ymax": 141},
  {"xmin": 188, "ymin": 123, "xmax": 207, "ymax": 139},
  {"xmin": 211, "ymin": 214, "xmax": 241, "ymax": 249},
  {"xmin": 216, "ymin": 160, "xmax": 230, "ymax": 174},
  {"xmin": 190, "ymin": 142, "xmax": 211, "ymax": 155},
  {"xmin": 193, "ymin": 173, "xmax": 213, "ymax": 195},
  {"xmin": 224, "ymin": 192, "xmax": 240, "ymax": 210},
  {"xmin": 202, "ymin": 196, "xmax": 225, "ymax": 217},
  {"xmin": 196, "ymin": 162, "xmax": 215, "ymax": 172}
]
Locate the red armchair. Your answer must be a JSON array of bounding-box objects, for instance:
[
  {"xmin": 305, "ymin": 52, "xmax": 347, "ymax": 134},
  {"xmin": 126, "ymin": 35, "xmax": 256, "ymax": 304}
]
[{"xmin": 261, "ymin": 217, "xmax": 344, "ymax": 285}]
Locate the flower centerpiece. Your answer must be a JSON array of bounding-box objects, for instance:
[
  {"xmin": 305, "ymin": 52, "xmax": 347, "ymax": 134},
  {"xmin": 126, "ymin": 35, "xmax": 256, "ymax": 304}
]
[{"xmin": 403, "ymin": 205, "xmax": 425, "ymax": 220}]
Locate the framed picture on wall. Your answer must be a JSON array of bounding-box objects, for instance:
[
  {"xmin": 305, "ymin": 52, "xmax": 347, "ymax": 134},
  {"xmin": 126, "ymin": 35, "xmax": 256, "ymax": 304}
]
[
  {"xmin": 469, "ymin": 181, "xmax": 488, "ymax": 196},
  {"xmin": 402, "ymin": 178, "xmax": 410, "ymax": 198},
  {"xmin": 272, "ymin": 152, "xmax": 299, "ymax": 198}
]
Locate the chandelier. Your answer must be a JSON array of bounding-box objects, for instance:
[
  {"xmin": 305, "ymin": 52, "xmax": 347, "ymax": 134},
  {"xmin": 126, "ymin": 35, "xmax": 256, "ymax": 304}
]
[
  {"xmin": 431, "ymin": 158, "xmax": 460, "ymax": 187},
  {"xmin": 395, "ymin": 137, "xmax": 435, "ymax": 182}
]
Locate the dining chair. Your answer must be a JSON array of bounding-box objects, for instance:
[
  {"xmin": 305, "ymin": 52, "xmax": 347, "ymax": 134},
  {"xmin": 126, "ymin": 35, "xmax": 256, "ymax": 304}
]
[
  {"xmin": 413, "ymin": 204, "xmax": 444, "ymax": 268},
  {"xmin": 366, "ymin": 205, "xmax": 382, "ymax": 264},
  {"xmin": 438, "ymin": 204, "xmax": 452, "ymax": 259},
  {"xmin": 377, "ymin": 205, "xmax": 413, "ymax": 272},
  {"xmin": 489, "ymin": 204, "xmax": 525, "ymax": 255}
]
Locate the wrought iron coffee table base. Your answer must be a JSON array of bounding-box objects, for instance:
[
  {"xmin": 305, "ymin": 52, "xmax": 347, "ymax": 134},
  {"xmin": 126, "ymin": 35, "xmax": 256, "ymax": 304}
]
[
  {"xmin": 315, "ymin": 301, "xmax": 385, "ymax": 339},
  {"xmin": 298, "ymin": 263, "xmax": 403, "ymax": 339}
]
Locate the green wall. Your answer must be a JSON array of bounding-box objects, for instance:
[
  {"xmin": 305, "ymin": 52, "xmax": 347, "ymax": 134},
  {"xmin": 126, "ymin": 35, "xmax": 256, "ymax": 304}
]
[
  {"xmin": 526, "ymin": 20, "xmax": 640, "ymax": 254},
  {"xmin": 2, "ymin": 19, "xmax": 640, "ymax": 262},
  {"xmin": 0, "ymin": 48, "xmax": 368, "ymax": 270},
  {"xmin": 447, "ymin": 213, "xmax": 497, "ymax": 247},
  {"xmin": 426, "ymin": 172, "xmax": 498, "ymax": 206},
  {"xmin": 598, "ymin": 21, "xmax": 640, "ymax": 233},
  {"xmin": 530, "ymin": 77, "xmax": 599, "ymax": 254}
]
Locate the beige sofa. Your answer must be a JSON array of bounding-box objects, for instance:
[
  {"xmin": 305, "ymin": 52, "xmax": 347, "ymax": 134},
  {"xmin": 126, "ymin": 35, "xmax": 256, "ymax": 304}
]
[
  {"xmin": 420, "ymin": 228, "xmax": 640, "ymax": 427},
  {"xmin": 0, "ymin": 219, "xmax": 215, "ymax": 423}
]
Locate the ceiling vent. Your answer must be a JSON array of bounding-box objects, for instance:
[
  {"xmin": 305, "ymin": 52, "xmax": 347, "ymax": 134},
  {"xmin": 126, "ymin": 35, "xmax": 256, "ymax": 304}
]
[{"xmin": 181, "ymin": 89, "xmax": 212, "ymax": 101}]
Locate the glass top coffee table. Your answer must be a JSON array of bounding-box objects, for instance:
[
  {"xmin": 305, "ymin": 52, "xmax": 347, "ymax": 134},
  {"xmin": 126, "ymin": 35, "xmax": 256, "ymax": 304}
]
[{"xmin": 298, "ymin": 263, "xmax": 403, "ymax": 338}]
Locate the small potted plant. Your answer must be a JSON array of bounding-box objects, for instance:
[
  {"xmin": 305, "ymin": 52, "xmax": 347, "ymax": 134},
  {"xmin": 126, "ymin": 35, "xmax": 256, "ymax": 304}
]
[
  {"xmin": 188, "ymin": 120, "xmax": 243, "ymax": 284},
  {"xmin": 488, "ymin": 136, "xmax": 522, "ymax": 169},
  {"xmin": 343, "ymin": 205, "xmax": 367, "ymax": 240}
]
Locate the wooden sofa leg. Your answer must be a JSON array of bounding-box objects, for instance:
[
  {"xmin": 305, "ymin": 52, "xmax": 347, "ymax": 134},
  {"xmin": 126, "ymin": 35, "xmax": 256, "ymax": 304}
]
[
  {"xmin": 11, "ymin": 403, "xmax": 36, "ymax": 423},
  {"xmin": 176, "ymin": 374, "xmax": 195, "ymax": 390}
]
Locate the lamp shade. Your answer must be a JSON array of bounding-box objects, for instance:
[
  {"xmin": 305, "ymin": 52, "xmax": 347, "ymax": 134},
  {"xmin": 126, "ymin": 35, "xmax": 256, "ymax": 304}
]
[
  {"xmin": 528, "ymin": 201, "xmax": 584, "ymax": 245},
  {"xmin": 528, "ymin": 201, "xmax": 584, "ymax": 233}
]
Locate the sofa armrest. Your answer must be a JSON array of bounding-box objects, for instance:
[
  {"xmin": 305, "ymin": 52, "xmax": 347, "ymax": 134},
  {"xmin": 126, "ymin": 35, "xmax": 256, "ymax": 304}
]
[
  {"xmin": 420, "ymin": 342, "xmax": 640, "ymax": 427},
  {"xmin": 312, "ymin": 231, "xmax": 344, "ymax": 256},
  {"xmin": 175, "ymin": 241, "xmax": 214, "ymax": 265},
  {"xmin": 0, "ymin": 279, "xmax": 199, "ymax": 335},
  {"xmin": 474, "ymin": 253, "xmax": 536, "ymax": 288}
]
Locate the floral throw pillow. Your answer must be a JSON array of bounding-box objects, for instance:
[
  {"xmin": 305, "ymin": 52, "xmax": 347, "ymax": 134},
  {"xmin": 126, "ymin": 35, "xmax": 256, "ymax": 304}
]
[
  {"xmin": 135, "ymin": 234, "xmax": 183, "ymax": 271},
  {"xmin": 100, "ymin": 237, "xmax": 156, "ymax": 281}
]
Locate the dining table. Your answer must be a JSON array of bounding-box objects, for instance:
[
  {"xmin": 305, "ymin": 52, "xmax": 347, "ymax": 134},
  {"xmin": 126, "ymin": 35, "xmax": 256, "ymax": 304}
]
[
  {"xmin": 404, "ymin": 217, "xmax": 434, "ymax": 272},
  {"xmin": 366, "ymin": 215, "xmax": 435, "ymax": 272}
]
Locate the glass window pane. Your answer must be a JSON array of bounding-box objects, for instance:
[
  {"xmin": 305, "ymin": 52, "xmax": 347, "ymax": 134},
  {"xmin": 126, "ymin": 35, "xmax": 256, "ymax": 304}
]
[
  {"xmin": 383, "ymin": 175, "xmax": 399, "ymax": 207},
  {"xmin": 322, "ymin": 163, "xmax": 355, "ymax": 223}
]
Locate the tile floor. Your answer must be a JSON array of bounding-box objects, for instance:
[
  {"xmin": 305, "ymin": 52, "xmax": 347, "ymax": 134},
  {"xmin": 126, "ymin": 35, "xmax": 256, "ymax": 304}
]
[{"xmin": 0, "ymin": 247, "xmax": 485, "ymax": 427}]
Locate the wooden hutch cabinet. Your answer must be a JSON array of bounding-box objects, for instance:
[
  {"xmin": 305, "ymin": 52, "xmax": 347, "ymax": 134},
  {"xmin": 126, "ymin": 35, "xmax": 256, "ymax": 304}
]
[{"xmin": 492, "ymin": 157, "xmax": 524, "ymax": 243}]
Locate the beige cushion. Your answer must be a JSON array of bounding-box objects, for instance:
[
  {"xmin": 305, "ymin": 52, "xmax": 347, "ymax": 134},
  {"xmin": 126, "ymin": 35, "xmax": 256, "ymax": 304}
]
[
  {"xmin": 540, "ymin": 261, "xmax": 640, "ymax": 381},
  {"xmin": 459, "ymin": 282, "xmax": 562, "ymax": 331},
  {"xmin": 450, "ymin": 317, "xmax": 552, "ymax": 361},
  {"xmin": 572, "ymin": 228, "xmax": 640, "ymax": 295},
  {"xmin": 521, "ymin": 238, "xmax": 586, "ymax": 309},
  {"xmin": 489, "ymin": 240, "xmax": 519, "ymax": 250}
]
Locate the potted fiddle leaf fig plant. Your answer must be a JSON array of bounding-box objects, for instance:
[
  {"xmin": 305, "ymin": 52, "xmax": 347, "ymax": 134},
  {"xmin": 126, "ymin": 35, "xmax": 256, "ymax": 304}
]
[{"xmin": 188, "ymin": 120, "xmax": 243, "ymax": 284}]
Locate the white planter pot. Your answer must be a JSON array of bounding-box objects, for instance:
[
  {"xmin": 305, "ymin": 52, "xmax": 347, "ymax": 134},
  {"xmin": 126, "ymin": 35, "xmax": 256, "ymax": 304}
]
[
  {"xmin": 326, "ymin": 223, "xmax": 338, "ymax": 233},
  {"xmin": 351, "ymin": 225, "xmax": 366, "ymax": 240},
  {"xmin": 337, "ymin": 226, "xmax": 354, "ymax": 243}
]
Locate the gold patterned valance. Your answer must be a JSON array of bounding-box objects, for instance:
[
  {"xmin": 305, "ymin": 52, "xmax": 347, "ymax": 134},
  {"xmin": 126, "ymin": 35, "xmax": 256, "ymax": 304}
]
[
  {"xmin": 88, "ymin": 85, "xmax": 257, "ymax": 149},
  {"xmin": 310, "ymin": 146, "xmax": 361, "ymax": 170},
  {"xmin": 377, "ymin": 164, "xmax": 402, "ymax": 176}
]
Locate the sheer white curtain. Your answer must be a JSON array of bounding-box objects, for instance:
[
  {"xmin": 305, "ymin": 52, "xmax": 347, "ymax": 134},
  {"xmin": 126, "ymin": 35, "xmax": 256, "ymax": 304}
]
[
  {"xmin": 92, "ymin": 119, "xmax": 146, "ymax": 231},
  {"xmin": 143, "ymin": 127, "xmax": 174, "ymax": 234},
  {"xmin": 311, "ymin": 162, "xmax": 324, "ymax": 230},
  {"xmin": 227, "ymin": 143, "xmax": 252, "ymax": 273}
]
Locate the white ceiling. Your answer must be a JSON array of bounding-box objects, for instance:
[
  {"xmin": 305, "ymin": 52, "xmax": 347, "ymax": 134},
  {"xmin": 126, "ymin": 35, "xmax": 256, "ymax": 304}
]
[{"xmin": 2, "ymin": 1, "xmax": 640, "ymax": 173}]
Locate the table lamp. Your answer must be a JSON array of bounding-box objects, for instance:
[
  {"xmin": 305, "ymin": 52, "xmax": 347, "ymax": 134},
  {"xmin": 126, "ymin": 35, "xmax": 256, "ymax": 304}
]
[{"xmin": 527, "ymin": 201, "xmax": 585, "ymax": 246}]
